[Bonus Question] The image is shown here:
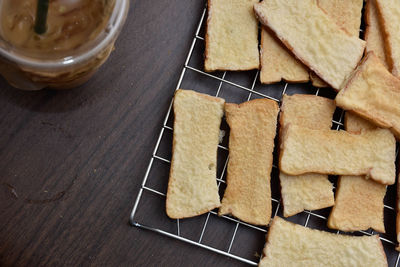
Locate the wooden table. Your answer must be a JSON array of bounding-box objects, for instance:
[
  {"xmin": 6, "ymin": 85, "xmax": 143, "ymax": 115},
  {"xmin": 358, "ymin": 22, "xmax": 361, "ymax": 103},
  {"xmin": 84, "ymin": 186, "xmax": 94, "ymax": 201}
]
[
  {"xmin": 0, "ymin": 1, "xmax": 247, "ymax": 266},
  {"xmin": 4, "ymin": 1, "xmax": 400, "ymax": 266}
]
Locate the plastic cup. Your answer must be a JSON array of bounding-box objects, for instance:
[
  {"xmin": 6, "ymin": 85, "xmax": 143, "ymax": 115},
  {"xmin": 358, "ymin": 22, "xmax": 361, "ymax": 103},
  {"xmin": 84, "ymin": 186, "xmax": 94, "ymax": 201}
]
[{"xmin": 0, "ymin": 0, "xmax": 130, "ymax": 90}]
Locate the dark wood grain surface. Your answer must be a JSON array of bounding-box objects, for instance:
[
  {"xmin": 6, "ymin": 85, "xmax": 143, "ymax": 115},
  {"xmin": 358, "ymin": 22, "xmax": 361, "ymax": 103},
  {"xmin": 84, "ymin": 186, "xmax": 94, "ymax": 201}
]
[
  {"xmin": 0, "ymin": 1, "xmax": 248, "ymax": 266},
  {"xmin": 2, "ymin": 1, "xmax": 400, "ymax": 266}
]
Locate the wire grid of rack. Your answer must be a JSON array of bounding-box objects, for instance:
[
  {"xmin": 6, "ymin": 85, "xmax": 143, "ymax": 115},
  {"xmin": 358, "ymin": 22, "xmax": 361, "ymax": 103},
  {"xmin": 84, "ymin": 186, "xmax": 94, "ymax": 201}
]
[{"xmin": 130, "ymin": 4, "xmax": 400, "ymax": 266}]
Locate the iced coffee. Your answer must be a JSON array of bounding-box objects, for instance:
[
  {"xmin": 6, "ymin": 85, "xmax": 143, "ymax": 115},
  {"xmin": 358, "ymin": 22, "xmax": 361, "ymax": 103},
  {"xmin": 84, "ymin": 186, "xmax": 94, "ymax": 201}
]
[{"xmin": 0, "ymin": 0, "xmax": 129, "ymax": 90}]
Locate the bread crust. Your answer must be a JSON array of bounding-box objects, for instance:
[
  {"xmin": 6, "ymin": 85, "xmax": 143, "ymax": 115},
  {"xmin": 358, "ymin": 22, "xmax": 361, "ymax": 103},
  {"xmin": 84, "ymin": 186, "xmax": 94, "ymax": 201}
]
[{"xmin": 204, "ymin": 0, "xmax": 214, "ymax": 72}]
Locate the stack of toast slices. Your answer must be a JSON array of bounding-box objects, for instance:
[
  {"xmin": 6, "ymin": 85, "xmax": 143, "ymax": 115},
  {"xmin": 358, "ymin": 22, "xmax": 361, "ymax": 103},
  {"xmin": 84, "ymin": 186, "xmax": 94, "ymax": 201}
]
[{"xmin": 165, "ymin": 0, "xmax": 400, "ymax": 265}]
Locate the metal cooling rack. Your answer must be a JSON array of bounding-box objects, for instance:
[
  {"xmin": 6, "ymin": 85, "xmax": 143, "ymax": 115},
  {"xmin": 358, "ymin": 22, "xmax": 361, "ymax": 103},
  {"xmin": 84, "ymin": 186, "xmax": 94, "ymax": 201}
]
[{"xmin": 130, "ymin": 4, "xmax": 400, "ymax": 266}]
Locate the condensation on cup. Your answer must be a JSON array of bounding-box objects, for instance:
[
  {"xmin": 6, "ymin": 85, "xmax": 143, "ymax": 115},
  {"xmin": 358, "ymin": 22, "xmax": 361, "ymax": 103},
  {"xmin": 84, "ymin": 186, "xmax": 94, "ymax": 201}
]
[{"xmin": 0, "ymin": 0, "xmax": 129, "ymax": 90}]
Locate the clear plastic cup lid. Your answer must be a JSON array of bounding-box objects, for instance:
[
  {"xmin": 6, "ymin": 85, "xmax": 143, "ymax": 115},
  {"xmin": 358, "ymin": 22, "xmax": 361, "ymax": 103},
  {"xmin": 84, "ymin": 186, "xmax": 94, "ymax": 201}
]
[{"xmin": 0, "ymin": 0, "xmax": 129, "ymax": 71}]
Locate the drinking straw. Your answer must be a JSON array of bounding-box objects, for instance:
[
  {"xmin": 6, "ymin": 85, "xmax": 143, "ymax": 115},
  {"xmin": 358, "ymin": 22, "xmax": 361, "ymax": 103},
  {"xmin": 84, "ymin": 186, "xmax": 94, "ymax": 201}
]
[{"xmin": 34, "ymin": 0, "xmax": 50, "ymax": 34}]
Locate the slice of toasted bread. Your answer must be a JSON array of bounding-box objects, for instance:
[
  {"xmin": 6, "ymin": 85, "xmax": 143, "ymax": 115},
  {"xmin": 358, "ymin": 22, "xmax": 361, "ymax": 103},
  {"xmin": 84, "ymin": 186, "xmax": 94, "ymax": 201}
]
[
  {"xmin": 280, "ymin": 124, "xmax": 396, "ymax": 185},
  {"xmin": 259, "ymin": 217, "xmax": 387, "ymax": 266},
  {"xmin": 204, "ymin": 0, "xmax": 259, "ymax": 72},
  {"xmin": 375, "ymin": 0, "xmax": 400, "ymax": 76},
  {"xmin": 259, "ymin": 27, "xmax": 309, "ymax": 84},
  {"xmin": 345, "ymin": 111, "xmax": 378, "ymax": 133},
  {"xmin": 166, "ymin": 89, "xmax": 224, "ymax": 219},
  {"xmin": 328, "ymin": 175, "xmax": 386, "ymax": 233},
  {"xmin": 318, "ymin": 0, "xmax": 363, "ymax": 36},
  {"xmin": 336, "ymin": 52, "xmax": 400, "ymax": 139},
  {"xmin": 254, "ymin": 0, "xmax": 366, "ymax": 90},
  {"xmin": 219, "ymin": 99, "xmax": 279, "ymax": 226},
  {"xmin": 310, "ymin": 72, "xmax": 329, "ymax": 88},
  {"xmin": 279, "ymin": 173, "xmax": 334, "ymax": 217},
  {"xmin": 279, "ymin": 94, "xmax": 336, "ymax": 130},
  {"xmin": 328, "ymin": 113, "xmax": 386, "ymax": 233},
  {"xmin": 279, "ymin": 94, "xmax": 334, "ymax": 217},
  {"xmin": 365, "ymin": 0, "xmax": 389, "ymax": 69},
  {"xmin": 310, "ymin": 0, "xmax": 363, "ymax": 88}
]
